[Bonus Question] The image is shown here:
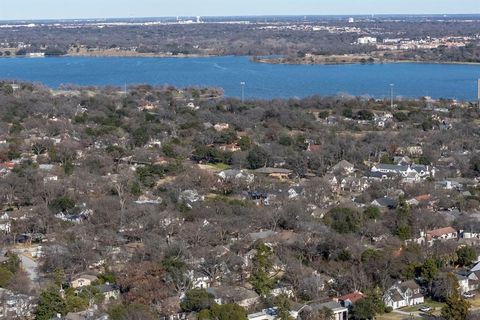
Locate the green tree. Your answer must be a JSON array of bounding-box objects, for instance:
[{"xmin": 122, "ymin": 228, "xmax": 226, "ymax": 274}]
[
  {"xmin": 352, "ymin": 298, "xmax": 375, "ymax": 320},
  {"xmin": 2, "ymin": 253, "xmax": 21, "ymax": 274},
  {"xmin": 108, "ymin": 303, "xmax": 155, "ymax": 320},
  {"xmin": 274, "ymin": 294, "xmax": 294, "ymax": 320},
  {"xmin": 356, "ymin": 110, "xmax": 374, "ymax": 121},
  {"xmin": 441, "ymin": 274, "xmax": 470, "ymax": 320},
  {"xmin": 49, "ymin": 197, "xmax": 76, "ymax": 213},
  {"xmin": 421, "ymin": 259, "xmax": 438, "ymax": 282},
  {"xmin": 239, "ymin": 136, "xmax": 252, "ymax": 151},
  {"xmin": 162, "ymin": 143, "xmax": 177, "ymax": 158},
  {"xmin": 35, "ymin": 286, "xmax": 67, "ymax": 320},
  {"xmin": 198, "ymin": 303, "xmax": 247, "ymax": 320},
  {"xmin": 395, "ymin": 198, "xmax": 412, "ymax": 241},
  {"xmin": 180, "ymin": 289, "xmax": 215, "ymax": 312},
  {"xmin": 364, "ymin": 206, "xmax": 381, "ymax": 220},
  {"xmin": 324, "ymin": 207, "xmax": 362, "ymax": 234},
  {"xmin": 456, "ymin": 246, "xmax": 476, "ymax": 267},
  {"xmin": 246, "ymin": 146, "xmax": 271, "ymax": 169},
  {"xmin": 380, "ymin": 154, "xmax": 393, "ymax": 164},
  {"xmin": 0, "ymin": 267, "xmax": 13, "ymax": 287},
  {"xmin": 65, "ymin": 291, "xmax": 89, "ymax": 313},
  {"xmin": 249, "ymin": 243, "xmax": 275, "ymax": 296}
]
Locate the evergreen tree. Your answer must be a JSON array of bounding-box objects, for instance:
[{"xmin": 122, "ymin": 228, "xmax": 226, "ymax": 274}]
[
  {"xmin": 441, "ymin": 273, "xmax": 470, "ymax": 320},
  {"xmin": 35, "ymin": 286, "xmax": 67, "ymax": 320}
]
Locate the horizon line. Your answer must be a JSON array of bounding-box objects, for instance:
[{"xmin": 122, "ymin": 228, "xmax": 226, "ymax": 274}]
[{"xmin": 1, "ymin": 13, "xmax": 480, "ymax": 22}]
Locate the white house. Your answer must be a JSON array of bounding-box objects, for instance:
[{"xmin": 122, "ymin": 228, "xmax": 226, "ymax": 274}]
[
  {"xmin": 371, "ymin": 164, "xmax": 434, "ymax": 183},
  {"xmin": 411, "ymin": 227, "xmax": 458, "ymax": 246},
  {"xmin": 383, "ymin": 280, "xmax": 424, "ymax": 310},
  {"xmin": 357, "ymin": 37, "xmax": 377, "ymax": 44}
]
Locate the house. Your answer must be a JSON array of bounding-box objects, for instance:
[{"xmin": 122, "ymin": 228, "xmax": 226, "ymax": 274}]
[
  {"xmin": 270, "ymin": 283, "xmax": 295, "ymax": 298},
  {"xmin": 135, "ymin": 195, "xmax": 163, "ymax": 205},
  {"xmin": 254, "ymin": 168, "xmax": 292, "ymax": 180},
  {"xmin": 186, "ymin": 102, "xmax": 199, "ymax": 110},
  {"xmin": 427, "ymin": 227, "xmax": 458, "ymax": 242},
  {"xmin": 383, "ymin": 280, "xmax": 424, "ymax": 310},
  {"xmin": 371, "ymin": 197, "xmax": 397, "ymax": 209},
  {"xmin": 248, "ymin": 306, "xmax": 304, "ymax": 320},
  {"xmin": 179, "ymin": 189, "xmax": 204, "ymax": 208},
  {"xmin": 330, "ymin": 160, "xmax": 355, "ymax": 175},
  {"xmin": 465, "ymin": 271, "xmax": 480, "ymax": 292},
  {"xmin": 55, "ymin": 208, "xmax": 93, "ymax": 224},
  {"xmin": 307, "ymin": 300, "xmax": 348, "ymax": 320},
  {"xmin": 411, "ymin": 227, "xmax": 458, "ymax": 246},
  {"xmin": 188, "ymin": 270, "xmax": 210, "ymax": 289},
  {"xmin": 306, "ymin": 142, "xmax": 321, "ymax": 153},
  {"xmin": 393, "ymin": 156, "xmax": 412, "ymax": 166},
  {"xmin": 207, "ymin": 286, "xmax": 260, "ymax": 309},
  {"xmin": 213, "ymin": 123, "xmax": 230, "ymax": 132},
  {"xmin": 94, "ymin": 283, "xmax": 120, "ymax": 300},
  {"xmin": 218, "ymin": 143, "xmax": 242, "ymax": 152},
  {"xmin": 288, "ymin": 186, "xmax": 305, "ymax": 200},
  {"xmin": 336, "ymin": 291, "xmax": 366, "ymax": 309},
  {"xmin": 70, "ymin": 274, "xmax": 98, "ymax": 289},
  {"xmin": 406, "ymin": 194, "xmax": 432, "ymax": 207},
  {"xmin": 218, "ymin": 169, "xmax": 254, "ymax": 184},
  {"xmin": 340, "ymin": 177, "xmax": 370, "ymax": 193},
  {"xmin": 397, "ymin": 146, "xmax": 423, "ymax": 157},
  {"xmin": 0, "ymin": 213, "xmax": 11, "ymax": 233},
  {"xmin": 371, "ymin": 164, "xmax": 434, "ymax": 182},
  {"xmin": 456, "ymin": 274, "xmax": 472, "ymax": 294}
]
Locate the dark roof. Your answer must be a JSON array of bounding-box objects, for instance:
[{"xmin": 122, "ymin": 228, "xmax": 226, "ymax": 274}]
[
  {"xmin": 94, "ymin": 283, "xmax": 119, "ymax": 293},
  {"xmin": 398, "ymin": 280, "xmax": 421, "ymax": 291},
  {"xmin": 372, "ymin": 197, "xmax": 397, "ymax": 208},
  {"xmin": 207, "ymin": 286, "xmax": 259, "ymax": 303}
]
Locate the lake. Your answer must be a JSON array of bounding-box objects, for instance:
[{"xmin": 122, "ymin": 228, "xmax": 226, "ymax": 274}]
[{"xmin": 0, "ymin": 56, "xmax": 479, "ymax": 100}]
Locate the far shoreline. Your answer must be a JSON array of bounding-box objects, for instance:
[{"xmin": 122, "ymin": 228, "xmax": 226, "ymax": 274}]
[{"xmin": 1, "ymin": 52, "xmax": 479, "ymax": 66}]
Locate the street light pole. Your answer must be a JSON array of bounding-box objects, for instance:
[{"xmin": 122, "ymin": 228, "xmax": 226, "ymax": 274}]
[
  {"xmin": 240, "ymin": 82, "xmax": 246, "ymax": 104},
  {"xmin": 390, "ymin": 83, "xmax": 394, "ymax": 108}
]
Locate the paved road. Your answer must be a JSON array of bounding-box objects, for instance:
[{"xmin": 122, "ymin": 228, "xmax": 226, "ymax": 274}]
[
  {"xmin": 393, "ymin": 309, "xmax": 422, "ymax": 318},
  {"xmin": 17, "ymin": 253, "xmax": 39, "ymax": 287}
]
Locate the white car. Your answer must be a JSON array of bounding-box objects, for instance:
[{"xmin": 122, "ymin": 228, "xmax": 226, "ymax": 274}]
[
  {"xmin": 419, "ymin": 306, "xmax": 432, "ymax": 312},
  {"xmin": 463, "ymin": 292, "xmax": 476, "ymax": 299}
]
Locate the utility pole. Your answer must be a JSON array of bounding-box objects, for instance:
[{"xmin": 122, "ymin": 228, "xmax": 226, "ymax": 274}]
[
  {"xmin": 240, "ymin": 81, "xmax": 246, "ymax": 104},
  {"xmin": 477, "ymin": 79, "xmax": 480, "ymax": 108},
  {"xmin": 390, "ymin": 83, "xmax": 395, "ymax": 108}
]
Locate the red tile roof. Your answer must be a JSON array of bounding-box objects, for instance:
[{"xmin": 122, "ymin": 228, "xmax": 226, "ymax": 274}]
[
  {"xmin": 337, "ymin": 291, "xmax": 366, "ymax": 303},
  {"xmin": 427, "ymin": 227, "xmax": 457, "ymax": 238}
]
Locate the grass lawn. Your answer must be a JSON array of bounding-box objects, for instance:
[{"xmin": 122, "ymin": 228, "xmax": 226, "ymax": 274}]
[
  {"xmin": 199, "ymin": 163, "xmax": 231, "ymax": 171},
  {"xmin": 401, "ymin": 299, "xmax": 444, "ymax": 313},
  {"xmin": 377, "ymin": 313, "xmax": 411, "ymax": 320},
  {"xmin": 468, "ymin": 295, "xmax": 480, "ymax": 308}
]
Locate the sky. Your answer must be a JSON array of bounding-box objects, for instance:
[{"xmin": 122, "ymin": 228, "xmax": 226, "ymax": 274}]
[{"xmin": 1, "ymin": 0, "xmax": 480, "ymax": 20}]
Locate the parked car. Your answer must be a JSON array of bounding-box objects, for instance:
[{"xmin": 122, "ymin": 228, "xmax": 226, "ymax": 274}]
[
  {"xmin": 419, "ymin": 306, "xmax": 432, "ymax": 312},
  {"xmin": 463, "ymin": 292, "xmax": 476, "ymax": 299}
]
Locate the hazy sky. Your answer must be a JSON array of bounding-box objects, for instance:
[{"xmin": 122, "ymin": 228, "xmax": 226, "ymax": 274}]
[{"xmin": 2, "ymin": 0, "xmax": 480, "ymax": 20}]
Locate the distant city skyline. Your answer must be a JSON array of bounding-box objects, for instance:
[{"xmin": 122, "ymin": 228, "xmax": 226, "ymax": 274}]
[{"xmin": 1, "ymin": 0, "xmax": 480, "ymax": 20}]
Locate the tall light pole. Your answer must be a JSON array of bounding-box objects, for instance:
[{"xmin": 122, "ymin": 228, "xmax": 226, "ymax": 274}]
[
  {"xmin": 240, "ymin": 81, "xmax": 246, "ymax": 104},
  {"xmin": 477, "ymin": 78, "xmax": 480, "ymax": 108},
  {"xmin": 390, "ymin": 83, "xmax": 394, "ymax": 108}
]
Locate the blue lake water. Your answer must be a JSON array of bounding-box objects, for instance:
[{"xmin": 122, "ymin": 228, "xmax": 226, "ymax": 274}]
[{"xmin": 0, "ymin": 56, "xmax": 479, "ymax": 100}]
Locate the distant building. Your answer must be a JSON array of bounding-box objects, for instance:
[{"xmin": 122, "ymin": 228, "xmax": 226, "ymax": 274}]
[{"xmin": 357, "ymin": 37, "xmax": 377, "ymax": 45}]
